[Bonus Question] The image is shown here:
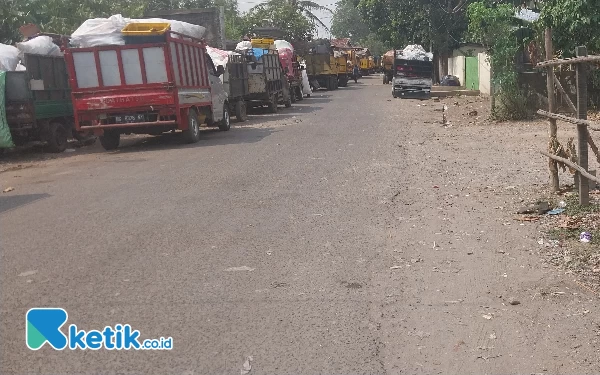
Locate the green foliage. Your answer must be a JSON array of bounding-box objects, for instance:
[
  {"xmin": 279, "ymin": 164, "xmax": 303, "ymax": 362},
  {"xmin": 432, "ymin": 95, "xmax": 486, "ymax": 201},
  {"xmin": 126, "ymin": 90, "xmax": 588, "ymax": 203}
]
[
  {"xmin": 145, "ymin": 0, "xmax": 212, "ymax": 12},
  {"xmin": 331, "ymin": 0, "xmax": 389, "ymax": 55},
  {"xmin": 331, "ymin": 0, "xmax": 369, "ymax": 40},
  {"xmin": 357, "ymin": 33, "xmax": 389, "ymax": 56},
  {"xmin": 241, "ymin": 0, "xmax": 315, "ymax": 41},
  {"xmin": 540, "ymin": 0, "xmax": 600, "ymax": 56},
  {"xmin": 0, "ymin": 0, "xmax": 148, "ymax": 44},
  {"xmin": 357, "ymin": 0, "xmax": 468, "ymax": 55},
  {"xmin": 0, "ymin": 0, "xmax": 244, "ymax": 45},
  {"xmin": 468, "ymin": 1, "xmax": 527, "ymax": 120}
]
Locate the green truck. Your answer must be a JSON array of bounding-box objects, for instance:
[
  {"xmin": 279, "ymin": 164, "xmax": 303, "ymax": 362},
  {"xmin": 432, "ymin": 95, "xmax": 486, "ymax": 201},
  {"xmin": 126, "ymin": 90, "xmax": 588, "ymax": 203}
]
[{"xmin": 4, "ymin": 53, "xmax": 75, "ymax": 152}]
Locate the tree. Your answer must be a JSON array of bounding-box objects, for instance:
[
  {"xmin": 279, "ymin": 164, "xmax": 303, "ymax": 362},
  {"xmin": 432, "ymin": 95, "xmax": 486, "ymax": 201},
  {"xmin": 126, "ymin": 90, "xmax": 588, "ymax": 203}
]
[
  {"xmin": 145, "ymin": 0, "xmax": 212, "ymax": 12},
  {"xmin": 331, "ymin": 0, "xmax": 369, "ymax": 40},
  {"xmin": 357, "ymin": 0, "xmax": 470, "ymax": 73},
  {"xmin": 249, "ymin": 0, "xmax": 332, "ymax": 31},
  {"xmin": 468, "ymin": 1, "xmax": 528, "ymax": 119},
  {"xmin": 0, "ymin": 0, "xmax": 148, "ymax": 44},
  {"xmin": 357, "ymin": 33, "xmax": 389, "ymax": 56},
  {"xmin": 214, "ymin": 0, "xmax": 244, "ymax": 40},
  {"xmin": 540, "ymin": 0, "xmax": 600, "ymax": 56},
  {"xmin": 241, "ymin": 0, "xmax": 315, "ymax": 41}
]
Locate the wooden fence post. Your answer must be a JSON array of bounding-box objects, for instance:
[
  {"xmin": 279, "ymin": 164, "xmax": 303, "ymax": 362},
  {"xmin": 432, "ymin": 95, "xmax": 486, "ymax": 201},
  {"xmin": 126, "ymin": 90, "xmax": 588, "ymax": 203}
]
[
  {"xmin": 575, "ymin": 46, "xmax": 590, "ymax": 205},
  {"xmin": 545, "ymin": 28, "xmax": 560, "ymax": 192}
]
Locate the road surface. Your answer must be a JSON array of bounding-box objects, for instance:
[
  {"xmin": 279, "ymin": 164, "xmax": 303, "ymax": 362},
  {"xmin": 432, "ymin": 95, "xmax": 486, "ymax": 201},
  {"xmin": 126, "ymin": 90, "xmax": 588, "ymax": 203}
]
[{"xmin": 1, "ymin": 77, "xmax": 599, "ymax": 374}]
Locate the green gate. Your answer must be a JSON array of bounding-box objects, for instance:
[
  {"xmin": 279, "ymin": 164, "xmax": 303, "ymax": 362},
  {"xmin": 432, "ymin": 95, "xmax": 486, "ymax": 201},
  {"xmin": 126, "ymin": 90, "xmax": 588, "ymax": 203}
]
[{"xmin": 465, "ymin": 56, "xmax": 479, "ymax": 90}]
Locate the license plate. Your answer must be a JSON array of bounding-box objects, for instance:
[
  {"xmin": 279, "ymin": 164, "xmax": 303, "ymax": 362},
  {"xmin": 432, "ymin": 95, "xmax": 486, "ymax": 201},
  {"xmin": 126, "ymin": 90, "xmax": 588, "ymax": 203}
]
[{"xmin": 114, "ymin": 114, "xmax": 145, "ymax": 124}]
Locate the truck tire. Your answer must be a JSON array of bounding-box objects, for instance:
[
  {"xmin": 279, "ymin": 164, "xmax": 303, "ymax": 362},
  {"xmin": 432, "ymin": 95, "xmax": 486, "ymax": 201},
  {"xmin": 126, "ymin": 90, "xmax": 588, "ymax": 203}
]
[
  {"xmin": 235, "ymin": 101, "xmax": 247, "ymax": 122},
  {"xmin": 218, "ymin": 106, "xmax": 231, "ymax": 131},
  {"xmin": 383, "ymin": 75, "xmax": 387, "ymax": 84},
  {"xmin": 182, "ymin": 108, "xmax": 201, "ymax": 143},
  {"xmin": 268, "ymin": 95, "xmax": 278, "ymax": 113},
  {"xmin": 392, "ymin": 90, "xmax": 398, "ymax": 98},
  {"xmin": 45, "ymin": 122, "xmax": 69, "ymax": 153},
  {"xmin": 296, "ymin": 87, "xmax": 304, "ymax": 101},
  {"xmin": 284, "ymin": 94, "xmax": 292, "ymax": 108},
  {"xmin": 99, "ymin": 130, "xmax": 120, "ymax": 150}
]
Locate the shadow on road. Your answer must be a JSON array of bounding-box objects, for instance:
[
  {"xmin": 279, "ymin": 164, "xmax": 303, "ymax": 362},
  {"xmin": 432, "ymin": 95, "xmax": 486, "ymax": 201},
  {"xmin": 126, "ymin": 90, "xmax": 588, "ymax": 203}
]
[
  {"xmin": 0, "ymin": 193, "xmax": 51, "ymax": 214},
  {"xmin": 0, "ymin": 99, "xmax": 328, "ymax": 161}
]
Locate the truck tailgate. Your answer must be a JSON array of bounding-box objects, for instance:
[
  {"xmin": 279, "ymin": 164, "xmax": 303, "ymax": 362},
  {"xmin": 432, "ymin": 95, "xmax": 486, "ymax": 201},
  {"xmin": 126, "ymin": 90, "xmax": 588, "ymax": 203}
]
[{"xmin": 73, "ymin": 91, "xmax": 175, "ymax": 111}]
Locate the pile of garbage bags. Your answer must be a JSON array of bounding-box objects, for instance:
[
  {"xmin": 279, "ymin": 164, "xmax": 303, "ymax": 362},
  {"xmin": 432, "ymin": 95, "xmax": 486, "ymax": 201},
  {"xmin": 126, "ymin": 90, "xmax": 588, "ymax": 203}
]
[
  {"xmin": 396, "ymin": 45, "xmax": 433, "ymax": 61},
  {"xmin": 71, "ymin": 14, "xmax": 206, "ymax": 47},
  {"xmin": 275, "ymin": 40, "xmax": 294, "ymax": 80},
  {"xmin": 0, "ymin": 36, "xmax": 63, "ymax": 71}
]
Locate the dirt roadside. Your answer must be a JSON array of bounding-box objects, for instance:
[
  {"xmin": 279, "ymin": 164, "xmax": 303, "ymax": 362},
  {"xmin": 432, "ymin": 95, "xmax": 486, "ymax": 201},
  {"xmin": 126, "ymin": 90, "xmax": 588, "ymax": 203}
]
[{"xmin": 369, "ymin": 94, "xmax": 600, "ymax": 374}]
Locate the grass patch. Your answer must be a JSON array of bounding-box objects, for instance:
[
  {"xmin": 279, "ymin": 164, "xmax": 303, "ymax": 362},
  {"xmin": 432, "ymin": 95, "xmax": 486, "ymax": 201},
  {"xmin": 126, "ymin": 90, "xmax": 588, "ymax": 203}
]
[
  {"xmin": 563, "ymin": 194, "xmax": 600, "ymax": 216},
  {"xmin": 547, "ymin": 227, "xmax": 600, "ymax": 246}
]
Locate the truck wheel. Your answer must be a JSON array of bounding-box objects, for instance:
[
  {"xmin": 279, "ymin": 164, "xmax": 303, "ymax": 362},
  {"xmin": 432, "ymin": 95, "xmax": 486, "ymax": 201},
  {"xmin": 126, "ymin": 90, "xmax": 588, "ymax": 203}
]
[
  {"xmin": 383, "ymin": 76, "xmax": 387, "ymax": 84},
  {"xmin": 99, "ymin": 130, "xmax": 120, "ymax": 150},
  {"xmin": 392, "ymin": 91, "xmax": 398, "ymax": 99},
  {"xmin": 46, "ymin": 122, "xmax": 68, "ymax": 153},
  {"xmin": 296, "ymin": 87, "xmax": 304, "ymax": 101},
  {"xmin": 218, "ymin": 106, "xmax": 231, "ymax": 131},
  {"xmin": 235, "ymin": 101, "xmax": 247, "ymax": 122},
  {"xmin": 182, "ymin": 109, "xmax": 201, "ymax": 143},
  {"xmin": 268, "ymin": 95, "xmax": 278, "ymax": 113},
  {"xmin": 284, "ymin": 94, "xmax": 292, "ymax": 108}
]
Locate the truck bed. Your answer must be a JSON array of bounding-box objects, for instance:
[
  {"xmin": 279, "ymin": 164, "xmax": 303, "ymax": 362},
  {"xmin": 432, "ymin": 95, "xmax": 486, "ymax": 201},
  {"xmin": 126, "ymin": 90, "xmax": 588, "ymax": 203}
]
[{"xmin": 5, "ymin": 54, "xmax": 72, "ymax": 131}]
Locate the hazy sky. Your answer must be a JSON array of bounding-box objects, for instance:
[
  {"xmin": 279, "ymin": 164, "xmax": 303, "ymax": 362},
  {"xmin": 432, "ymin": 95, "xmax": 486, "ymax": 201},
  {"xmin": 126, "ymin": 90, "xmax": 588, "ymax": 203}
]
[{"xmin": 237, "ymin": 0, "xmax": 338, "ymax": 38}]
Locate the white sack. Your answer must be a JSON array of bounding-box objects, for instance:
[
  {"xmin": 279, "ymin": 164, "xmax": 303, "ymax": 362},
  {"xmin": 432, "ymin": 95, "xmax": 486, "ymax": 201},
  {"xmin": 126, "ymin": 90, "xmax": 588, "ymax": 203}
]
[
  {"xmin": 301, "ymin": 69, "xmax": 312, "ymax": 96},
  {"xmin": 274, "ymin": 40, "xmax": 293, "ymax": 53},
  {"xmin": 396, "ymin": 45, "xmax": 432, "ymax": 61},
  {"xmin": 16, "ymin": 36, "xmax": 63, "ymax": 59},
  {"xmin": 16, "ymin": 63, "xmax": 26, "ymax": 71},
  {"xmin": 144, "ymin": 18, "xmax": 206, "ymax": 40},
  {"xmin": 0, "ymin": 44, "xmax": 20, "ymax": 71},
  {"xmin": 71, "ymin": 14, "xmax": 206, "ymax": 47},
  {"xmin": 236, "ymin": 41, "xmax": 252, "ymax": 51},
  {"xmin": 206, "ymin": 46, "xmax": 231, "ymax": 68}
]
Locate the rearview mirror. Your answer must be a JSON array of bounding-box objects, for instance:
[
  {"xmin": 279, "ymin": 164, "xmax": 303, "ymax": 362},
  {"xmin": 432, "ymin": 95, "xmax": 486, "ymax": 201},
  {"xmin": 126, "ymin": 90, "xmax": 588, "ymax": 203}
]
[{"xmin": 216, "ymin": 65, "xmax": 224, "ymax": 77}]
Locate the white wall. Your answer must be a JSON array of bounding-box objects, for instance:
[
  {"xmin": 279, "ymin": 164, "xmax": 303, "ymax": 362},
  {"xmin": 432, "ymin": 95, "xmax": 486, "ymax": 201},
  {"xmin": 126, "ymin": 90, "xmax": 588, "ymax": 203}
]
[
  {"xmin": 448, "ymin": 55, "xmax": 465, "ymax": 86},
  {"xmin": 478, "ymin": 52, "xmax": 491, "ymax": 95},
  {"xmin": 446, "ymin": 46, "xmax": 491, "ymax": 94}
]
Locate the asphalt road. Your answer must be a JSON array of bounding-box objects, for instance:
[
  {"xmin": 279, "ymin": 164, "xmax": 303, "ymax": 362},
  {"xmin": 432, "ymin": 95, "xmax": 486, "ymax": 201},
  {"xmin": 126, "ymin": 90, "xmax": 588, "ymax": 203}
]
[{"xmin": 2, "ymin": 76, "xmax": 599, "ymax": 374}]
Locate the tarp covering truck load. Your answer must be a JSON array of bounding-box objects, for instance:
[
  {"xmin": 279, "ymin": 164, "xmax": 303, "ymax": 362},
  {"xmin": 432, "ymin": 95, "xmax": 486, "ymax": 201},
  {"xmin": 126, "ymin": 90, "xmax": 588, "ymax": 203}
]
[
  {"xmin": 391, "ymin": 45, "xmax": 433, "ymax": 99},
  {"xmin": 65, "ymin": 25, "xmax": 230, "ymax": 150}
]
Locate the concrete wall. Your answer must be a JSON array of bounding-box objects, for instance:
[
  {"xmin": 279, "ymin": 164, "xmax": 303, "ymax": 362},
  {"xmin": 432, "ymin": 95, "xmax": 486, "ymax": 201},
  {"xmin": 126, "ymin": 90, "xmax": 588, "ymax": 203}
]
[
  {"xmin": 478, "ymin": 52, "xmax": 491, "ymax": 95},
  {"xmin": 145, "ymin": 7, "xmax": 225, "ymax": 49},
  {"xmin": 447, "ymin": 45, "xmax": 491, "ymax": 94},
  {"xmin": 448, "ymin": 55, "xmax": 465, "ymax": 86}
]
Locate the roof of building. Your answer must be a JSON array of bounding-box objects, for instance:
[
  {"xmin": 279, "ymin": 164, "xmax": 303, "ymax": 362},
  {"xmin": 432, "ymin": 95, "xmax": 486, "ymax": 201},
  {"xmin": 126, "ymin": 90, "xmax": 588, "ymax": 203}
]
[{"xmin": 331, "ymin": 38, "xmax": 352, "ymax": 49}]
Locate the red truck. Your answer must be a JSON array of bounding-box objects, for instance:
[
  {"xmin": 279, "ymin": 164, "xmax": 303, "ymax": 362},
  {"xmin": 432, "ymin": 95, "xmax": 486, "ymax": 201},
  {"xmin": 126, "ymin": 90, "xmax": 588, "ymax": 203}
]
[{"xmin": 64, "ymin": 31, "xmax": 230, "ymax": 150}]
